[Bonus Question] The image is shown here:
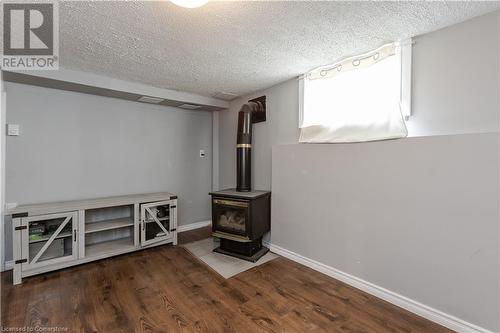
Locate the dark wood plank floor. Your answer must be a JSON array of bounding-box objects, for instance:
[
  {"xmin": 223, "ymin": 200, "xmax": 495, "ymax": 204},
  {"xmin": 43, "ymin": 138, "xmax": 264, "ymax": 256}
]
[{"xmin": 1, "ymin": 227, "xmax": 452, "ymax": 333}]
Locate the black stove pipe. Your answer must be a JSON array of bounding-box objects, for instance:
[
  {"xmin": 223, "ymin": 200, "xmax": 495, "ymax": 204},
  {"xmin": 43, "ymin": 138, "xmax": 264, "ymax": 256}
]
[{"xmin": 236, "ymin": 101, "xmax": 264, "ymax": 192}]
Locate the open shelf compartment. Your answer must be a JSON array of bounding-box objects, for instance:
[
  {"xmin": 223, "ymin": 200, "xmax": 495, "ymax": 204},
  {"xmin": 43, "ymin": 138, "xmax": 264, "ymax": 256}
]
[
  {"xmin": 85, "ymin": 217, "xmax": 134, "ymax": 234},
  {"xmin": 84, "ymin": 204, "xmax": 136, "ymax": 257},
  {"xmin": 85, "ymin": 227, "xmax": 134, "ymax": 257},
  {"xmin": 85, "ymin": 237, "xmax": 135, "ymax": 257}
]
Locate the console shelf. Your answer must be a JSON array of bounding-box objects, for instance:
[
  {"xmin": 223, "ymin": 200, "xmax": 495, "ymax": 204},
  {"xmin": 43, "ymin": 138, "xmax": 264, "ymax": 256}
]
[
  {"xmin": 9, "ymin": 192, "xmax": 178, "ymax": 285},
  {"xmin": 85, "ymin": 238, "xmax": 135, "ymax": 257},
  {"xmin": 29, "ymin": 232, "xmax": 72, "ymax": 244},
  {"xmin": 85, "ymin": 217, "xmax": 134, "ymax": 234}
]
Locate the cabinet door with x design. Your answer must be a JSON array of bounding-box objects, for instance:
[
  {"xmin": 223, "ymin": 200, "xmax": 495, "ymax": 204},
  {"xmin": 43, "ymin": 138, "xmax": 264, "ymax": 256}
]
[
  {"xmin": 20, "ymin": 211, "xmax": 78, "ymax": 271},
  {"xmin": 140, "ymin": 200, "xmax": 176, "ymax": 246}
]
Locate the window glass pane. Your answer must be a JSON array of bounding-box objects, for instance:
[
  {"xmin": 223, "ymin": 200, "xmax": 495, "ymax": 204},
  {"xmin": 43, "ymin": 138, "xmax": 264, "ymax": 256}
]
[
  {"xmin": 28, "ymin": 217, "xmax": 73, "ymax": 263},
  {"xmin": 145, "ymin": 205, "xmax": 170, "ymax": 241}
]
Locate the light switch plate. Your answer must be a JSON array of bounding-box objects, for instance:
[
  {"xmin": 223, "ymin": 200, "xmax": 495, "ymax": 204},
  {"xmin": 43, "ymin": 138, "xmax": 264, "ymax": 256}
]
[
  {"xmin": 199, "ymin": 150, "xmax": 206, "ymax": 158},
  {"xmin": 7, "ymin": 124, "xmax": 20, "ymax": 136},
  {"xmin": 5, "ymin": 202, "xmax": 17, "ymax": 210}
]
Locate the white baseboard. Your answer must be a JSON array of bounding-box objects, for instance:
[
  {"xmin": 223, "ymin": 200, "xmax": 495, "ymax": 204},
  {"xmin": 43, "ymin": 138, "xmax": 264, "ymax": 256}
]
[
  {"xmin": 265, "ymin": 241, "xmax": 495, "ymax": 333},
  {"xmin": 178, "ymin": 220, "xmax": 211, "ymax": 233}
]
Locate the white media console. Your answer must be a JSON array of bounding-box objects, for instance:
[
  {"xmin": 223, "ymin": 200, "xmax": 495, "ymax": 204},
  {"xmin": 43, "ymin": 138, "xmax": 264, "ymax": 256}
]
[{"xmin": 8, "ymin": 192, "xmax": 178, "ymax": 285}]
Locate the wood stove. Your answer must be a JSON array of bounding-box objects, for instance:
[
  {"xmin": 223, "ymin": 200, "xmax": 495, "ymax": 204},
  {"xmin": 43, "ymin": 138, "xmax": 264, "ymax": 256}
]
[
  {"xmin": 210, "ymin": 96, "xmax": 271, "ymax": 262},
  {"xmin": 210, "ymin": 189, "xmax": 270, "ymax": 261}
]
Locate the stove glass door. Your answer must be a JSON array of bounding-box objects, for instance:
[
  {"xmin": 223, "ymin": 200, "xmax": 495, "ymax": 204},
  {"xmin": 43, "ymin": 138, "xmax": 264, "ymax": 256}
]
[{"xmin": 213, "ymin": 199, "xmax": 248, "ymax": 236}]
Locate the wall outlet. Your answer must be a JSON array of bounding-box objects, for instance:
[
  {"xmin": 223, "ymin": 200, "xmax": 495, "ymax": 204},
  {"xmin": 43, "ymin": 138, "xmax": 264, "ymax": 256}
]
[
  {"xmin": 7, "ymin": 124, "xmax": 20, "ymax": 136},
  {"xmin": 199, "ymin": 150, "xmax": 206, "ymax": 158}
]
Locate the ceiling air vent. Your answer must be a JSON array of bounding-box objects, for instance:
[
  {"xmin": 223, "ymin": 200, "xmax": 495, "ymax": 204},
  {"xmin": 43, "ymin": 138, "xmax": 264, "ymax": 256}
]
[
  {"xmin": 178, "ymin": 103, "xmax": 202, "ymax": 110},
  {"xmin": 213, "ymin": 92, "xmax": 239, "ymax": 101},
  {"xmin": 137, "ymin": 96, "xmax": 164, "ymax": 104}
]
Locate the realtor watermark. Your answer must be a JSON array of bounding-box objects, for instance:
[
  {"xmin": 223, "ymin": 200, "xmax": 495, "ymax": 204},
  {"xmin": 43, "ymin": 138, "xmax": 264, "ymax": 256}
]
[{"xmin": 1, "ymin": 1, "xmax": 59, "ymax": 70}]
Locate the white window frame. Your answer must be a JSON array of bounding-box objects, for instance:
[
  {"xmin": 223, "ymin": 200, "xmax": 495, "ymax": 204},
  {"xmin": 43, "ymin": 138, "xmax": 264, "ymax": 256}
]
[
  {"xmin": 400, "ymin": 38, "xmax": 413, "ymax": 121},
  {"xmin": 299, "ymin": 38, "xmax": 413, "ymax": 127}
]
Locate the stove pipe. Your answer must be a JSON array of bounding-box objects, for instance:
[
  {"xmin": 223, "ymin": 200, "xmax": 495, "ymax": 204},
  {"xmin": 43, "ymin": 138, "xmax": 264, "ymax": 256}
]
[{"xmin": 236, "ymin": 101, "xmax": 264, "ymax": 192}]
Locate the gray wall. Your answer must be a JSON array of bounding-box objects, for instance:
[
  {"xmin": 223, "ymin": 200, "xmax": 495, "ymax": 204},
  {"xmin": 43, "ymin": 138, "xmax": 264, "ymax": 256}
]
[
  {"xmin": 4, "ymin": 82, "xmax": 213, "ymax": 259},
  {"xmin": 407, "ymin": 10, "xmax": 500, "ymax": 136},
  {"xmin": 217, "ymin": 11, "xmax": 500, "ymax": 331},
  {"xmin": 272, "ymin": 135, "xmax": 499, "ymax": 332},
  {"xmin": 219, "ymin": 78, "xmax": 300, "ymax": 190},
  {"xmin": 219, "ymin": 11, "xmax": 500, "ymax": 189}
]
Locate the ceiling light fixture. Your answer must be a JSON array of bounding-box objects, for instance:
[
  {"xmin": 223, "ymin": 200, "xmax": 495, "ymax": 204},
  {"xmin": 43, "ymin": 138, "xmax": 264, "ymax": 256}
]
[{"xmin": 170, "ymin": 0, "xmax": 208, "ymax": 8}]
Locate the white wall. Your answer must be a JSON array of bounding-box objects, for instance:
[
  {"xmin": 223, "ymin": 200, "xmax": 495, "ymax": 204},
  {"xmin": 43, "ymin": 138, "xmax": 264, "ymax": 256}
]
[
  {"xmin": 217, "ymin": 11, "xmax": 500, "ymax": 332},
  {"xmin": 4, "ymin": 82, "xmax": 214, "ymax": 261}
]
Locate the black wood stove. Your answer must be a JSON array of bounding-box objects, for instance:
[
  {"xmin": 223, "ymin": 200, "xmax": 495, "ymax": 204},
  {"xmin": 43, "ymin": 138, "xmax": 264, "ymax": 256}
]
[
  {"xmin": 210, "ymin": 96, "xmax": 271, "ymax": 262},
  {"xmin": 210, "ymin": 189, "xmax": 270, "ymax": 261}
]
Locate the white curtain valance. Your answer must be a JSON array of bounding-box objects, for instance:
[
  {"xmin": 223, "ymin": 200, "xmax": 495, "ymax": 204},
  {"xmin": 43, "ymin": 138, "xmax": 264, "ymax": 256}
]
[{"xmin": 307, "ymin": 43, "xmax": 396, "ymax": 81}]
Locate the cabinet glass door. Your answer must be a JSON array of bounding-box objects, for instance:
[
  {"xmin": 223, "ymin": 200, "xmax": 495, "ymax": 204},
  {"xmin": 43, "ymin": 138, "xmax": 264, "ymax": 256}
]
[
  {"xmin": 140, "ymin": 201, "xmax": 173, "ymax": 246},
  {"xmin": 21, "ymin": 211, "xmax": 78, "ymax": 271}
]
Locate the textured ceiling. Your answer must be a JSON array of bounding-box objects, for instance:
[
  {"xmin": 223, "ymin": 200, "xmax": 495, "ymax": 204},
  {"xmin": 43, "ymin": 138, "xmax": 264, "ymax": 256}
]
[{"xmin": 58, "ymin": 1, "xmax": 500, "ymax": 99}]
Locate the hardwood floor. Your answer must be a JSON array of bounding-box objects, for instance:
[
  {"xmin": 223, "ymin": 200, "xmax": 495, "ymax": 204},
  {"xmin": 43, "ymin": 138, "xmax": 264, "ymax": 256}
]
[{"xmin": 1, "ymin": 227, "xmax": 452, "ymax": 333}]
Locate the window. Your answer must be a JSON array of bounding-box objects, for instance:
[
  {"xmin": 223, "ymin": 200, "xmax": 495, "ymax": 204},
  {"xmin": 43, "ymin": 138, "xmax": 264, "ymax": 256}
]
[{"xmin": 299, "ymin": 41, "xmax": 412, "ymax": 143}]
